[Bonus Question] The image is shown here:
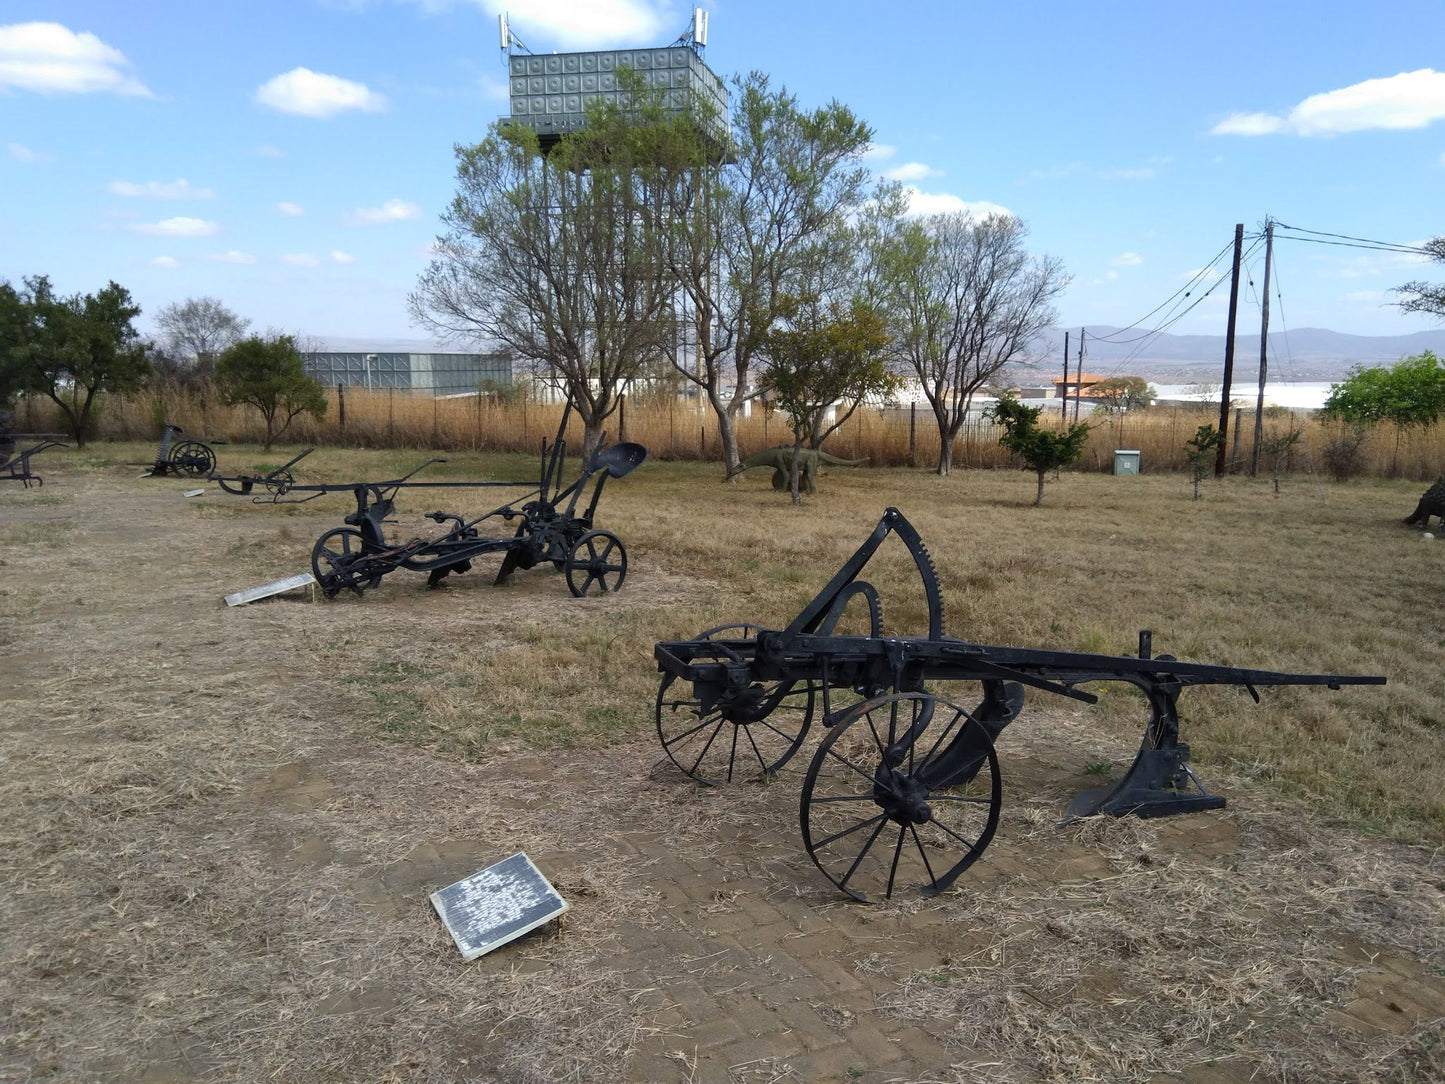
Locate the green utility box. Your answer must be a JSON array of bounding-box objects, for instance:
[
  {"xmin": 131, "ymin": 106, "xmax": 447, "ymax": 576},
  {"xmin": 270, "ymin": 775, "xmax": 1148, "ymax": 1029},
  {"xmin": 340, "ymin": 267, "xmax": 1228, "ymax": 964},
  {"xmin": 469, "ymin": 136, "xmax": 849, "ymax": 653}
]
[{"xmin": 1113, "ymin": 450, "xmax": 1142, "ymax": 476}]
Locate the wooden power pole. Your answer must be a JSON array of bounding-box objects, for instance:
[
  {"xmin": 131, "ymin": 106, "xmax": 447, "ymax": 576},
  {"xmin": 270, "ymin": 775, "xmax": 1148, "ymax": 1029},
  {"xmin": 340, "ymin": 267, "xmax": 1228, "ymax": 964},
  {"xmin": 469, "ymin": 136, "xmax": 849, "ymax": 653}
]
[
  {"xmin": 1061, "ymin": 331, "xmax": 1070, "ymax": 423},
  {"xmin": 1215, "ymin": 223, "xmax": 1245, "ymax": 477},
  {"xmin": 1250, "ymin": 218, "xmax": 1274, "ymax": 476},
  {"xmin": 1074, "ymin": 328, "xmax": 1085, "ymax": 423}
]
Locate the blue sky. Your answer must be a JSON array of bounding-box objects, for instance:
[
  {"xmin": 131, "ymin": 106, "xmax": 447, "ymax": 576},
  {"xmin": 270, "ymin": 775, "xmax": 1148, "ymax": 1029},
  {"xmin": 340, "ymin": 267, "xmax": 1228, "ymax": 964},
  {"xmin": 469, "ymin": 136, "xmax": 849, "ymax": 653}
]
[{"xmin": 3, "ymin": 0, "xmax": 1444, "ymax": 346}]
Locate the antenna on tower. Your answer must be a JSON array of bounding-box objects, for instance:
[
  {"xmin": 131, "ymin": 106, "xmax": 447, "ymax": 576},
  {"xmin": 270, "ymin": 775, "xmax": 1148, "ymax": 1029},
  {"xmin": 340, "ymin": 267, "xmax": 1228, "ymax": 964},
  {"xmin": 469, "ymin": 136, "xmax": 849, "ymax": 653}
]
[
  {"xmin": 499, "ymin": 12, "xmax": 531, "ymax": 57},
  {"xmin": 673, "ymin": 7, "xmax": 709, "ymax": 55}
]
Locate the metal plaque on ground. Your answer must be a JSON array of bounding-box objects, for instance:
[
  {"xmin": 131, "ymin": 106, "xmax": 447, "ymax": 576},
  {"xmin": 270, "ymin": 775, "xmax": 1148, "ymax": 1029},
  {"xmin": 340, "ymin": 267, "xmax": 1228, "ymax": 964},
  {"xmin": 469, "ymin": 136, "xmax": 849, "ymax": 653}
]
[
  {"xmin": 430, "ymin": 853, "xmax": 568, "ymax": 961},
  {"xmin": 224, "ymin": 572, "xmax": 317, "ymax": 607}
]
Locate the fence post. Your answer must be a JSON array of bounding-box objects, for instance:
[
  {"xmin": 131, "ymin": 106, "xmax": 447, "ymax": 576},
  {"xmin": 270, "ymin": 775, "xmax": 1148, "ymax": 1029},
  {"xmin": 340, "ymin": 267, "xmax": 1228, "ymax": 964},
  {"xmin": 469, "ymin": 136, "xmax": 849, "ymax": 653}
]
[
  {"xmin": 475, "ymin": 393, "xmax": 482, "ymax": 450},
  {"xmin": 908, "ymin": 402, "xmax": 916, "ymax": 467},
  {"xmin": 337, "ymin": 384, "xmax": 346, "ymax": 440},
  {"xmin": 388, "ymin": 387, "xmax": 395, "ymax": 445},
  {"xmin": 700, "ymin": 424, "xmax": 705, "ymax": 458},
  {"xmin": 432, "ymin": 396, "xmax": 440, "ymax": 448}
]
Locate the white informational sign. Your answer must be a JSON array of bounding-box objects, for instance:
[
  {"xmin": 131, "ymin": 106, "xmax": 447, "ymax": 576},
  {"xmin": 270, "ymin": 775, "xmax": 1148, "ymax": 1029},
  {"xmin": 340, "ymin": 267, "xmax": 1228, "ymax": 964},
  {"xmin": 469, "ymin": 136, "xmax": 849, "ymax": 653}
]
[
  {"xmin": 430, "ymin": 853, "xmax": 568, "ymax": 962},
  {"xmin": 223, "ymin": 572, "xmax": 317, "ymax": 607}
]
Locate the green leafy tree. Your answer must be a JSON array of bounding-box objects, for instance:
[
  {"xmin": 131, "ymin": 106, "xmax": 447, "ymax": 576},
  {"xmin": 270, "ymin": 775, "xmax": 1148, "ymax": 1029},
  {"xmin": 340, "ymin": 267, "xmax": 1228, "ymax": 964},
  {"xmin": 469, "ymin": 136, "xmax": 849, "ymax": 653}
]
[
  {"xmin": 5, "ymin": 275, "xmax": 151, "ymax": 445},
  {"xmin": 1321, "ymin": 350, "xmax": 1445, "ymax": 472},
  {"xmin": 760, "ymin": 296, "xmax": 898, "ymax": 503},
  {"xmin": 987, "ymin": 394, "xmax": 1090, "ymax": 506},
  {"xmin": 215, "ymin": 334, "xmax": 326, "ymax": 451},
  {"xmin": 1090, "ymin": 375, "xmax": 1156, "ymax": 444},
  {"xmin": 1183, "ymin": 423, "xmax": 1224, "ymax": 500},
  {"xmin": 0, "ymin": 281, "xmax": 27, "ymax": 406},
  {"xmin": 1393, "ymin": 237, "xmax": 1445, "ymax": 318}
]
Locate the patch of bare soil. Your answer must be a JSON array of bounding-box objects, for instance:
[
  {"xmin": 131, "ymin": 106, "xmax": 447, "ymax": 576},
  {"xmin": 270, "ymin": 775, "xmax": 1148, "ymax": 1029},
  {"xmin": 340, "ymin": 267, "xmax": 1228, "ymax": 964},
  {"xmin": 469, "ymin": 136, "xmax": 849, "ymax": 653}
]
[{"xmin": 1, "ymin": 468, "xmax": 1442, "ymax": 1083}]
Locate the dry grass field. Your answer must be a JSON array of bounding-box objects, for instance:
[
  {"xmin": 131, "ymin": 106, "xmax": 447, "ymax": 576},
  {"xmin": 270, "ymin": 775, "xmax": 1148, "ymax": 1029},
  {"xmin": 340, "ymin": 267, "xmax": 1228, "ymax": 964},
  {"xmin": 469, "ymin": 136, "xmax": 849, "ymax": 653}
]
[{"xmin": 2, "ymin": 441, "xmax": 1443, "ymax": 1083}]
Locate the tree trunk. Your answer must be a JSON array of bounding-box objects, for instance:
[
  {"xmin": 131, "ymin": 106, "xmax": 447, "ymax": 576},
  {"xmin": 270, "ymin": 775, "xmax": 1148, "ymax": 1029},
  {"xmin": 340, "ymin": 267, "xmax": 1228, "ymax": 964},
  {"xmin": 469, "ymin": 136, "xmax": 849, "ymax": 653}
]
[
  {"xmin": 790, "ymin": 435, "xmax": 803, "ymax": 504},
  {"xmin": 1034, "ymin": 469, "xmax": 1046, "ymax": 506}
]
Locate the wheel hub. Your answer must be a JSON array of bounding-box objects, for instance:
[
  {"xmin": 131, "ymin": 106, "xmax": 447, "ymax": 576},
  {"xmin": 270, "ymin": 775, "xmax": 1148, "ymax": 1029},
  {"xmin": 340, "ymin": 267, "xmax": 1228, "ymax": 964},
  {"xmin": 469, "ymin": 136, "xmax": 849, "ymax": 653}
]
[{"xmin": 873, "ymin": 766, "xmax": 933, "ymax": 825}]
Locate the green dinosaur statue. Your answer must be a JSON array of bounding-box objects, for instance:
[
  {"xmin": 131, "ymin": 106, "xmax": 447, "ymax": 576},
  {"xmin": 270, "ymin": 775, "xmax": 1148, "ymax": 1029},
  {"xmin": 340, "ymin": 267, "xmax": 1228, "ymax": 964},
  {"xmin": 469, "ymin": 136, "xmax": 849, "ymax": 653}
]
[{"xmin": 733, "ymin": 445, "xmax": 868, "ymax": 494}]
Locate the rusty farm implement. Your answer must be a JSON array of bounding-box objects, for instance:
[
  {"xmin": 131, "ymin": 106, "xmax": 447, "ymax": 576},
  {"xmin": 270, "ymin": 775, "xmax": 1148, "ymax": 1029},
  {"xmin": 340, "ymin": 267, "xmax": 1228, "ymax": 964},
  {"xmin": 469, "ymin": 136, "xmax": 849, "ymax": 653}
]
[
  {"xmin": 653, "ymin": 508, "xmax": 1385, "ymax": 902},
  {"xmin": 213, "ymin": 408, "xmax": 646, "ymax": 600}
]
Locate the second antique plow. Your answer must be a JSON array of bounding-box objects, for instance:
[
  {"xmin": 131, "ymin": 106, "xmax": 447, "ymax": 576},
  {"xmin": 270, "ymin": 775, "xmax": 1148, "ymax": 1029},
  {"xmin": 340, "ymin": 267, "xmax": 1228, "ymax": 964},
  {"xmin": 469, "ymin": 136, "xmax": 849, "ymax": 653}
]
[{"xmin": 654, "ymin": 508, "xmax": 1385, "ymax": 902}]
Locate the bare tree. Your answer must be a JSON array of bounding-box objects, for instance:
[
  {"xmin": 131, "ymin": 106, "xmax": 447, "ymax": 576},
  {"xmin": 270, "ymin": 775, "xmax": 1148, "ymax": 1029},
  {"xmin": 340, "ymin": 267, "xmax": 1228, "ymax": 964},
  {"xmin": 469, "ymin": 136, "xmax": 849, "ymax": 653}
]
[
  {"xmin": 884, "ymin": 213, "xmax": 1068, "ymax": 475},
  {"xmin": 411, "ymin": 104, "xmax": 673, "ymax": 458},
  {"xmin": 154, "ymin": 297, "xmax": 249, "ymax": 372},
  {"xmin": 659, "ymin": 73, "xmax": 876, "ymax": 478}
]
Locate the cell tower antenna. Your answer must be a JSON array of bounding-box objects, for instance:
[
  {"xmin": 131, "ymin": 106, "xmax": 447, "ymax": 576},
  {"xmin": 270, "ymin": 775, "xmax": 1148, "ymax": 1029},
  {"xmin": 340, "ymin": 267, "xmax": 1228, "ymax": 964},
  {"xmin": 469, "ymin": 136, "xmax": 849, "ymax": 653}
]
[
  {"xmin": 673, "ymin": 7, "xmax": 709, "ymax": 56},
  {"xmin": 499, "ymin": 12, "xmax": 531, "ymax": 58}
]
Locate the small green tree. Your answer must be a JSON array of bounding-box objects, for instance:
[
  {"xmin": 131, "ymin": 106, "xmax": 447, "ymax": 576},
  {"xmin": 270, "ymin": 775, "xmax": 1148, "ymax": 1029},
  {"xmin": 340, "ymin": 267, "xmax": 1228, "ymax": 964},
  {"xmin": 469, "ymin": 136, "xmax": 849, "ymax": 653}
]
[
  {"xmin": 1322, "ymin": 351, "xmax": 1445, "ymax": 474},
  {"xmin": 6, "ymin": 275, "xmax": 151, "ymax": 445},
  {"xmin": 1258, "ymin": 425, "xmax": 1303, "ymax": 495},
  {"xmin": 1183, "ymin": 423, "xmax": 1224, "ymax": 500},
  {"xmin": 988, "ymin": 394, "xmax": 1090, "ymax": 506},
  {"xmin": 760, "ymin": 296, "xmax": 898, "ymax": 503},
  {"xmin": 215, "ymin": 335, "xmax": 326, "ymax": 451}
]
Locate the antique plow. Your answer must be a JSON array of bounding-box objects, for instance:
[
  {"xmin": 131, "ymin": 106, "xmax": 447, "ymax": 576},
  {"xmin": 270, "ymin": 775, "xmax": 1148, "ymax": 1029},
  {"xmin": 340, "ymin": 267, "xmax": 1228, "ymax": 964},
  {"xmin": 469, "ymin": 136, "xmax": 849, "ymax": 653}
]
[
  {"xmin": 304, "ymin": 409, "xmax": 646, "ymax": 600},
  {"xmin": 212, "ymin": 447, "xmax": 315, "ymax": 499},
  {"xmin": 144, "ymin": 425, "xmax": 217, "ymax": 478},
  {"xmin": 1, "ymin": 439, "xmax": 66, "ymax": 488},
  {"xmin": 653, "ymin": 507, "xmax": 1385, "ymax": 903}
]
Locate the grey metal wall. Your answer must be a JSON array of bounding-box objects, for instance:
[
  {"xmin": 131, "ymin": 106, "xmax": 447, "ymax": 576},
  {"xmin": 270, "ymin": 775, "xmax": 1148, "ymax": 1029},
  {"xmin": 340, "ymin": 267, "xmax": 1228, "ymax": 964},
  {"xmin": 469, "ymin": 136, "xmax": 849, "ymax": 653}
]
[
  {"xmin": 301, "ymin": 353, "xmax": 511, "ymax": 395},
  {"xmin": 507, "ymin": 46, "xmax": 728, "ymax": 140}
]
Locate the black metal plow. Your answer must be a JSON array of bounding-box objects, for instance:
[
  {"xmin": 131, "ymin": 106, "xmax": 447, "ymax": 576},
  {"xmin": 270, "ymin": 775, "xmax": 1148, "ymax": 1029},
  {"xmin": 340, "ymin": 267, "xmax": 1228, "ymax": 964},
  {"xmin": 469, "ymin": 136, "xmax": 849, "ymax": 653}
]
[
  {"xmin": 144, "ymin": 424, "xmax": 217, "ymax": 478},
  {"xmin": 1, "ymin": 438, "xmax": 66, "ymax": 488},
  {"xmin": 653, "ymin": 507, "xmax": 1385, "ymax": 903},
  {"xmin": 303, "ymin": 408, "xmax": 646, "ymax": 600}
]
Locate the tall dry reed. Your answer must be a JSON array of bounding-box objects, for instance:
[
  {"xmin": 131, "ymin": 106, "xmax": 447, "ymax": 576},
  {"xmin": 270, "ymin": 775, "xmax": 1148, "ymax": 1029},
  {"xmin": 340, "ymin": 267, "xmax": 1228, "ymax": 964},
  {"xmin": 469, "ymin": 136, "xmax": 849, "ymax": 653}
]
[{"xmin": 15, "ymin": 385, "xmax": 1445, "ymax": 480}]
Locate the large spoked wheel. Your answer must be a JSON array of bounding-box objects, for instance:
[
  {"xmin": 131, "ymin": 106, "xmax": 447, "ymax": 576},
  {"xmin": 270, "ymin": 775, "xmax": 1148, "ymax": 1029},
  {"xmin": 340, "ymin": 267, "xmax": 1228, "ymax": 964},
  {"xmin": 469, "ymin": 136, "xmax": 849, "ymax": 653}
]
[
  {"xmin": 564, "ymin": 530, "xmax": 627, "ymax": 597},
  {"xmin": 657, "ymin": 624, "xmax": 815, "ymax": 786},
  {"xmin": 800, "ymin": 691, "xmax": 1002, "ymax": 903},
  {"xmin": 169, "ymin": 440, "xmax": 216, "ymax": 477},
  {"xmin": 311, "ymin": 527, "xmax": 384, "ymax": 598}
]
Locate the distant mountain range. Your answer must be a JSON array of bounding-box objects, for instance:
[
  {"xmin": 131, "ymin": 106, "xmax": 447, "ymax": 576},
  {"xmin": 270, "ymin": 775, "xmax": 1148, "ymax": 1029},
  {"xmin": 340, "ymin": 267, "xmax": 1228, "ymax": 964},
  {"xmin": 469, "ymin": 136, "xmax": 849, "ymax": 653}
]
[
  {"xmin": 317, "ymin": 326, "xmax": 1445, "ymax": 384},
  {"xmin": 1034, "ymin": 325, "xmax": 1445, "ymax": 382}
]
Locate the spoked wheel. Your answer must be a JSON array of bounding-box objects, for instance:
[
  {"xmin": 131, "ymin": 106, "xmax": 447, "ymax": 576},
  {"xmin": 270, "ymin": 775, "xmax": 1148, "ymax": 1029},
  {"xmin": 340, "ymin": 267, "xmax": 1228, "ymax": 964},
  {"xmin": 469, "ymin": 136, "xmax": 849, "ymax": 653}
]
[
  {"xmin": 311, "ymin": 527, "xmax": 384, "ymax": 598},
  {"xmin": 657, "ymin": 624, "xmax": 815, "ymax": 786},
  {"xmin": 169, "ymin": 440, "xmax": 216, "ymax": 477},
  {"xmin": 800, "ymin": 691, "xmax": 1002, "ymax": 903},
  {"xmin": 564, "ymin": 530, "xmax": 627, "ymax": 597}
]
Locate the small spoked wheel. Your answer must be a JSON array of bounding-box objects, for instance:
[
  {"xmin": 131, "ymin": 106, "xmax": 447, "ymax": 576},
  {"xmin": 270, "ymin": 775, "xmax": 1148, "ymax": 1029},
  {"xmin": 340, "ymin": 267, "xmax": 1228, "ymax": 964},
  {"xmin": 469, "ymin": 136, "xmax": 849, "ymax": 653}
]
[
  {"xmin": 169, "ymin": 440, "xmax": 216, "ymax": 477},
  {"xmin": 800, "ymin": 691, "xmax": 1001, "ymax": 903},
  {"xmin": 564, "ymin": 530, "xmax": 627, "ymax": 597},
  {"xmin": 657, "ymin": 624, "xmax": 815, "ymax": 785},
  {"xmin": 311, "ymin": 527, "xmax": 383, "ymax": 598}
]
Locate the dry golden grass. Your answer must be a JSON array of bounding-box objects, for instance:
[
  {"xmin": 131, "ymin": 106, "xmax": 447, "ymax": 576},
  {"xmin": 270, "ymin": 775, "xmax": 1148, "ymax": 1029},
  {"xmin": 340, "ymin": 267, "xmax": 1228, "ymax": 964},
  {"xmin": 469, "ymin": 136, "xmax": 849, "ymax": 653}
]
[
  {"xmin": 2, "ymin": 443, "xmax": 1442, "ymax": 1082},
  {"xmin": 18, "ymin": 383, "xmax": 1445, "ymax": 479}
]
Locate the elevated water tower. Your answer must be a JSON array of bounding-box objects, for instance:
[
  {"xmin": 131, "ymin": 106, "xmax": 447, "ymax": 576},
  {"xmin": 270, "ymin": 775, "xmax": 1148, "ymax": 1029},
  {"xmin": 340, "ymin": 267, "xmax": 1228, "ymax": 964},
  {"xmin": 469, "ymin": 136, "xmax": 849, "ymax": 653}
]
[{"xmin": 499, "ymin": 8, "xmax": 729, "ymax": 156}]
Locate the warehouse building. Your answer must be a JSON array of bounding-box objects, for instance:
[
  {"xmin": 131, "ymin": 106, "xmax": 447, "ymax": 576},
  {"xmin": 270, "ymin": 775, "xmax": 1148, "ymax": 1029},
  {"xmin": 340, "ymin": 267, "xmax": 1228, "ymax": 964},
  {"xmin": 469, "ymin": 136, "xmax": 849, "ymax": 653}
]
[{"xmin": 301, "ymin": 352, "xmax": 512, "ymax": 395}]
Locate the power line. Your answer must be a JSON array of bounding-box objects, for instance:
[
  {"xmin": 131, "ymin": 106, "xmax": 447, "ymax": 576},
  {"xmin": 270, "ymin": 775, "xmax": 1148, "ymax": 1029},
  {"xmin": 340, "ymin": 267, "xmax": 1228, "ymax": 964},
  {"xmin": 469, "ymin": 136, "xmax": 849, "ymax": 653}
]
[
  {"xmin": 1087, "ymin": 237, "xmax": 1238, "ymax": 344},
  {"xmin": 1272, "ymin": 222, "xmax": 1429, "ymax": 256}
]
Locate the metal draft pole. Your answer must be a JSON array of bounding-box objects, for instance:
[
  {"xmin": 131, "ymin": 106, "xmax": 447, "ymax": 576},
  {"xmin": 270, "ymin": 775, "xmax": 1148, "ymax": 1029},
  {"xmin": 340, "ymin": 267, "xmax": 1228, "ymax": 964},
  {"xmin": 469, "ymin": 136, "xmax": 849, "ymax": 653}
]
[
  {"xmin": 1250, "ymin": 219, "xmax": 1274, "ymax": 476},
  {"xmin": 1215, "ymin": 223, "xmax": 1245, "ymax": 478}
]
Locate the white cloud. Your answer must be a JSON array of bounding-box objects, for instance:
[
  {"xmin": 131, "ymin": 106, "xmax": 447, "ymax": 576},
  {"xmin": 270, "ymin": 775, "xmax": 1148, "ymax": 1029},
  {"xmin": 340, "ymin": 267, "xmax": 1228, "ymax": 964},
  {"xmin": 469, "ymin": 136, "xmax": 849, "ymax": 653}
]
[
  {"xmin": 901, "ymin": 187, "xmax": 1011, "ymax": 219},
  {"xmin": 254, "ymin": 67, "xmax": 386, "ymax": 118},
  {"xmin": 882, "ymin": 161, "xmax": 943, "ymax": 182},
  {"xmin": 478, "ymin": 0, "xmax": 667, "ymax": 49},
  {"xmin": 330, "ymin": 250, "xmax": 358, "ymax": 264},
  {"xmin": 860, "ymin": 143, "xmax": 898, "ymax": 163},
  {"xmin": 1213, "ymin": 69, "xmax": 1445, "ymax": 137},
  {"xmin": 1111, "ymin": 252, "xmax": 1144, "ymax": 268},
  {"xmin": 255, "ymin": 144, "xmax": 285, "ymax": 158},
  {"xmin": 7, "ymin": 142, "xmax": 52, "ymax": 163},
  {"xmin": 108, "ymin": 178, "xmax": 215, "ymax": 200},
  {"xmin": 348, "ymin": 198, "xmax": 421, "ymax": 225},
  {"xmin": 149, "ymin": 255, "xmax": 180, "ymax": 269},
  {"xmin": 0, "ymin": 22, "xmax": 152, "ymax": 96},
  {"xmin": 275, "ymin": 201, "xmax": 305, "ymax": 217},
  {"xmin": 207, "ymin": 250, "xmax": 256, "ymax": 264},
  {"xmin": 281, "ymin": 252, "xmax": 322, "ymax": 267},
  {"xmin": 1180, "ymin": 267, "xmax": 1221, "ymax": 281},
  {"xmin": 130, "ymin": 217, "xmax": 218, "ymax": 238}
]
